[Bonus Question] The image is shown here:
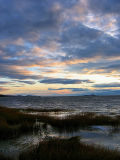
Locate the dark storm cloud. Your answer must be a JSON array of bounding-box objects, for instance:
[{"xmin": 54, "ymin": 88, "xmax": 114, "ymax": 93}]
[{"xmin": 40, "ymin": 78, "xmax": 92, "ymax": 84}]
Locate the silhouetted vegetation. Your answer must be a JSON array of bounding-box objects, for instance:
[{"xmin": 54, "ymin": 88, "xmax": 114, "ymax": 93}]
[{"xmin": 19, "ymin": 137, "xmax": 120, "ymax": 160}]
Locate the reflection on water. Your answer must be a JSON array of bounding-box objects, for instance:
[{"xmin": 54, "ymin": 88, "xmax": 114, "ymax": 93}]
[
  {"xmin": 0, "ymin": 122, "xmax": 58, "ymax": 159},
  {"xmin": 59, "ymin": 126, "xmax": 120, "ymax": 150},
  {"xmin": 0, "ymin": 134, "xmax": 39, "ymax": 159},
  {"xmin": 1, "ymin": 96, "xmax": 120, "ymax": 159},
  {"xmin": 69, "ymin": 126, "xmax": 120, "ymax": 150},
  {"xmin": 1, "ymin": 123, "xmax": 120, "ymax": 159},
  {"xmin": 1, "ymin": 95, "xmax": 120, "ymax": 115},
  {"xmin": 23, "ymin": 110, "xmax": 81, "ymax": 119}
]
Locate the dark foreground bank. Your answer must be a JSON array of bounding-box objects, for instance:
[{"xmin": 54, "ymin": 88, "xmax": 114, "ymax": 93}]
[
  {"xmin": 1, "ymin": 137, "xmax": 120, "ymax": 160},
  {"xmin": 19, "ymin": 137, "xmax": 120, "ymax": 160}
]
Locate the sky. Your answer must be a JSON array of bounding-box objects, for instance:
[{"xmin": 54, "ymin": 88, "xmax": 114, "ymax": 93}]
[{"xmin": 1, "ymin": 0, "xmax": 120, "ymax": 96}]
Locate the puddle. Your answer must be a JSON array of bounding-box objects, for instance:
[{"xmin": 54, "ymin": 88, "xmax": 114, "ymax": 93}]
[
  {"xmin": 78, "ymin": 126, "xmax": 120, "ymax": 150},
  {"xmin": 1, "ymin": 110, "xmax": 120, "ymax": 159},
  {"xmin": 1, "ymin": 124, "xmax": 120, "ymax": 159},
  {"xmin": 0, "ymin": 123, "xmax": 59, "ymax": 159}
]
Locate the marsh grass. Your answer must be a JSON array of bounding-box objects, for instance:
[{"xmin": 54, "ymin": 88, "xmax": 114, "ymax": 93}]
[
  {"xmin": 0, "ymin": 106, "xmax": 38, "ymax": 139},
  {"xmin": 0, "ymin": 153, "xmax": 12, "ymax": 160},
  {"xmin": 1, "ymin": 106, "xmax": 120, "ymax": 160},
  {"xmin": 39, "ymin": 112, "xmax": 120, "ymax": 132},
  {"xmin": 0, "ymin": 106, "xmax": 120, "ymax": 139},
  {"xmin": 19, "ymin": 137, "xmax": 120, "ymax": 160}
]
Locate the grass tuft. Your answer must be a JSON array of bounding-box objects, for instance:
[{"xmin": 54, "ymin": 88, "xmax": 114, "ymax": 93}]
[
  {"xmin": 0, "ymin": 106, "xmax": 120, "ymax": 139},
  {"xmin": 19, "ymin": 137, "xmax": 120, "ymax": 160}
]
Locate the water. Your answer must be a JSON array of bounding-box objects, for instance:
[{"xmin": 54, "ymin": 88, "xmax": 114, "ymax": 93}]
[
  {"xmin": 1, "ymin": 124, "xmax": 120, "ymax": 159},
  {"xmin": 0, "ymin": 95, "xmax": 120, "ymax": 115},
  {"xmin": 0, "ymin": 123, "xmax": 58, "ymax": 159},
  {"xmin": 1, "ymin": 95, "xmax": 120, "ymax": 159}
]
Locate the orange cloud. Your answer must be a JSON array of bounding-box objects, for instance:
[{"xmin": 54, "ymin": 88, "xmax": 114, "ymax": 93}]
[
  {"xmin": 0, "ymin": 86, "xmax": 9, "ymax": 92},
  {"xmin": 52, "ymin": 89, "xmax": 72, "ymax": 95}
]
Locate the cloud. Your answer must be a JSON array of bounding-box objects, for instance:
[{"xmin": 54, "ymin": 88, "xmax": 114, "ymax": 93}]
[
  {"xmin": 40, "ymin": 78, "xmax": 93, "ymax": 84},
  {"xmin": 60, "ymin": 23, "xmax": 102, "ymax": 46},
  {"xmin": 94, "ymin": 83, "xmax": 120, "ymax": 88},
  {"xmin": 18, "ymin": 80, "xmax": 36, "ymax": 85},
  {"xmin": 87, "ymin": 0, "xmax": 120, "ymax": 15},
  {"xmin": 94, "ymin": 89, "xmax": 120, "ymax": 95},
  {"xmin": 49, "ymin": 87, "xmax": 120, "ymax": 95},
  {"xmin": 0, "ymin": 0, "xmax": 63, "ymax": 41},
  {"xmin": 0, "ymin": 86, "xmax": 8, "ymax": 92},
  {"xmin": 102, "ymin": 63, "xmax": 120, "ymax": 71},
  {"xmin": 48, "ymin": 87, "xmax": 89, "ymax": 92},
  {"xmin": 0, "ymin": 81, "xmax": 10, "ymax": 85},
  {"xmin": 0, "ymin": 0, "xmax": 120, "ymax": 95},
  {"xmin": 60, "ymin": 22, "xmax": 120, "ymax": 61},
  {"xmin": 0, "ymin": 64, "xmax": 42, "ymax": 80}
]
